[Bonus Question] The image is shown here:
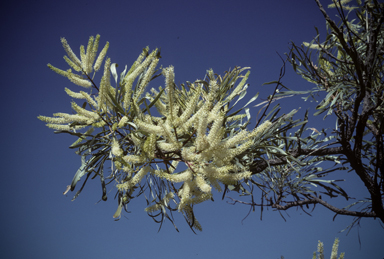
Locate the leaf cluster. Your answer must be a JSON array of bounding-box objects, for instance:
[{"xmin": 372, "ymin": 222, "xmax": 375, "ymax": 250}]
[{"xmin": 265, "ymin": 0, "xmax": 384, "ymax": 227}]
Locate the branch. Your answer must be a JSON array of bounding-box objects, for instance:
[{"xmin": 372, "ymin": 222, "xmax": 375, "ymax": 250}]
[
  {"xmin": 226, "ymin": 195, "xmax": 377, "ymax": 218},
  {"xmin": 254, "ymin": 53, "xmax": 288, "ymax": 129},
  {"xmin": 274, "ymin": 195, "xmax": 377, "ymax": 218}
]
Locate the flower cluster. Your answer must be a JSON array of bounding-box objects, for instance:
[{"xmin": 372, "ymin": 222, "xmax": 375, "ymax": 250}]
[
  {"xmin": 38, "ymin": 35, "xmax": 109, "ymax": 130},
  {"xmin": 39, "ymin": 35, "xmax": 273, "ymax": 231},
  {"xmin": 112, "ymin": 65, "xmax": 272, "ymax": 229}
]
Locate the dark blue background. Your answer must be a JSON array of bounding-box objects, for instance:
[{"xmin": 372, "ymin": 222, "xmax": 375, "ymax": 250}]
[{"xmin": 1, "ymin": 0, "xmax": 383, "ymax": 258}]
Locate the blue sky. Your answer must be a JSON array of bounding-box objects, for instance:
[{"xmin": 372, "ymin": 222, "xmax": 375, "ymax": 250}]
[{"xmin": 1, "ymin": 0, "xmax": 383, "ymax": 258}]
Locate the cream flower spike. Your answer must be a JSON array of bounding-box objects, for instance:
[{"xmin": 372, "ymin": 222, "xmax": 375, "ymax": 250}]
[{"xmin": 41, "ymin": 37, "xmax": 280, "ymax": 231}]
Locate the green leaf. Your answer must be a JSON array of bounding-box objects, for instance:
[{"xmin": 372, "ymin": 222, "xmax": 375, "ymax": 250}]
[
  {"xmin": 262, "ymin": 80, "xmax": 279, "ymax": 86},
  {"xmin": 107, "ymin": 91, "xmax": 126, "ymax": 114},
  {"xmin": 245, "ymin": 108, "xmax": 251, "ymax": 121},
  {"xmin": 233, "ymin": 84, "xmax": 248, "ymax": 106},
  {"xmin": 111, "ymin": 63, "xmax": 119, "ymax": 84},
  {"xmin": 120, "ymin": 65, "xmax": 128, "ymax": 84},
  {"xmin": 264, "ymin": 146, "xmax": 287, "ymax": 155},
  {"xmin": 70, "ymin": 155, "xmax": 88, "ymax": 191},
  {"xmin": 243, "ymin": 92, "xmax": 259, "ymax": 107},
  {"xmin": 142, "ymin": 88, "xmax": 165, "ymax": 113},
  {"xmin": 113, "ymin": 202, "xmax": 123, "ymax": 219}
]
